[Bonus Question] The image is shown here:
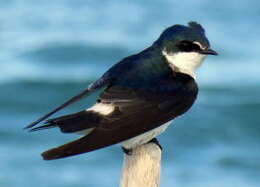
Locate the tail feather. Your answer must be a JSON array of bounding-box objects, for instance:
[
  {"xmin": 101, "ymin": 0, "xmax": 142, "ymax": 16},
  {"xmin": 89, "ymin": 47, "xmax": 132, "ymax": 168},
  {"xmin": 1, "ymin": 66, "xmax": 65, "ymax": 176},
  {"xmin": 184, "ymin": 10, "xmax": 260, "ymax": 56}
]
[{"xmin": 30, "ymin": 110, "xmax": 103, "ymax": 133}]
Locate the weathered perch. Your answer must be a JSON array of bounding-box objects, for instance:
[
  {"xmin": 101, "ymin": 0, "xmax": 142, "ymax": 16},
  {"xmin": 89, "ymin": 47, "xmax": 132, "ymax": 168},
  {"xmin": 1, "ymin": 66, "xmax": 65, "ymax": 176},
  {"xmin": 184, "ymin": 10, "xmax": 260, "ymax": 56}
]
[{"xmin": 120, "ymin": 142, "xmax": 161, "ymax": 187}]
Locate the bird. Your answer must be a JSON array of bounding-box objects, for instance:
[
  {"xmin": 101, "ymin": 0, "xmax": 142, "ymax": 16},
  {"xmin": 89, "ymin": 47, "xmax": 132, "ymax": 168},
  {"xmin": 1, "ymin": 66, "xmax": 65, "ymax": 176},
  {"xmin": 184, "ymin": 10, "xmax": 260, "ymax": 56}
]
[{"xmin": 25, "ymin": 21, "xmax": 218, "ymax": 160}]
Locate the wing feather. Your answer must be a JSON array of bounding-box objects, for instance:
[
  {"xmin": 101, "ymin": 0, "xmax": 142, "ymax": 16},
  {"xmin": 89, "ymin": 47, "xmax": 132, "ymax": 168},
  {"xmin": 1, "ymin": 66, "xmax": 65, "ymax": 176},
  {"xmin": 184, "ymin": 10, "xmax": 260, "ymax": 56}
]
[
  {"xmin": 41, "ymin": 77, "xmax": 198, "ymax": 160},
  {"xmin": 33, "ymin": 72, "xmax": 198, "ymax": 160},
  {"xmin": 25, "ymin": 77, "xmax": 110, "ymax": 129}
]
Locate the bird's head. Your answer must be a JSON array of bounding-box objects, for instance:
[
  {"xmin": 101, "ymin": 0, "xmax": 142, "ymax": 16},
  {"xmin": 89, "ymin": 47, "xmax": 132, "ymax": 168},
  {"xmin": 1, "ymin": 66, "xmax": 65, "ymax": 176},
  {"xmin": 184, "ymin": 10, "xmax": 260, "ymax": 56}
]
[
  {"xmin": 154, "ymin": 21, "xmax": 217, "ymax": 55},
  {"xmin": 153, "ymin": 22, "xmax": 218, "ymax": 78}
]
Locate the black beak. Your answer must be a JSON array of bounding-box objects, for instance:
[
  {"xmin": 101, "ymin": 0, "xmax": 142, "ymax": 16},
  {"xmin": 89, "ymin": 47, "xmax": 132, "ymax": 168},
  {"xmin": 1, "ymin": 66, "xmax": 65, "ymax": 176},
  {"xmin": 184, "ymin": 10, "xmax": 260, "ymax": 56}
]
[{"xmin": 199, "ymin": 48, "xmax": 218, "ymax": 55}]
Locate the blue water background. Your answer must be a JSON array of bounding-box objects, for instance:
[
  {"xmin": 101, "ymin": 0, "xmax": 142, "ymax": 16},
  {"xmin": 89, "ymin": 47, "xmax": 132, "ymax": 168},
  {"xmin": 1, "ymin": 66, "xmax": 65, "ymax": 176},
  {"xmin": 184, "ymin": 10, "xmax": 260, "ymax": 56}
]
[{"xmin": 0, "ymin": 0, "xmax": 260, "ymax": 186}]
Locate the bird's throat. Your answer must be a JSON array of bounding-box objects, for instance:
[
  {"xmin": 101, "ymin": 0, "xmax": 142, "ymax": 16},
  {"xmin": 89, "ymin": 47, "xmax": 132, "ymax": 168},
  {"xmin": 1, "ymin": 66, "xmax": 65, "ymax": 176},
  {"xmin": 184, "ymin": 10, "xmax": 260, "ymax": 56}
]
[{"xmin": 162, "ymin": 50, "xmax": 206, "ymax": 78}]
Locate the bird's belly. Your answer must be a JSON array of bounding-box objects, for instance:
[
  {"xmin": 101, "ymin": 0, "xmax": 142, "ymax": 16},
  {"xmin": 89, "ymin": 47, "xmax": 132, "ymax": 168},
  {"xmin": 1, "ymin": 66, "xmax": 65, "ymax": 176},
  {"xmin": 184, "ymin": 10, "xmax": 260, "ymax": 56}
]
[{"xmin": 121, "ymin": 121, "xmax": 172, "ymax": 149}]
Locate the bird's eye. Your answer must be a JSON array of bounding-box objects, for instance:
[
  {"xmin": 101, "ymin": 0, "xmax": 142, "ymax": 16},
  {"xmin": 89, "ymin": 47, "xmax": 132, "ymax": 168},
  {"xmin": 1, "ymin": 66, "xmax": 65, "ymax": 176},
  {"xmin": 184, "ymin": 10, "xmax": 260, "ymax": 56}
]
[{"xmin": 177, "ymin": 41, "xmax": 201, "ymax": 52}]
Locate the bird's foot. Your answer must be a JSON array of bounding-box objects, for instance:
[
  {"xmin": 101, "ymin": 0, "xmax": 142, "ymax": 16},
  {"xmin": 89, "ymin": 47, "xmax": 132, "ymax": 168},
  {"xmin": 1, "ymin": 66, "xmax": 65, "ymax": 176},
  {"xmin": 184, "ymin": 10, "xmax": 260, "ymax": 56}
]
[
  {"xmin": 148, "ymin": 138, "xmax": 163, "ymax": 151},
  {"xmin": 121, "ymin": 147, "xmax": 133, "ymax": 155}
]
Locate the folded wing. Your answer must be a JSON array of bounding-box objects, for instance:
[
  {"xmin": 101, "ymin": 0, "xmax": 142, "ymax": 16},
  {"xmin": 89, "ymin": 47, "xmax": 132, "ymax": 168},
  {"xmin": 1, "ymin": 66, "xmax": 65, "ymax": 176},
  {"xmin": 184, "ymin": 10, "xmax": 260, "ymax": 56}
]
[{"xmin": 42, "ymin": 77, "xmax": 198, "ymax": 160}]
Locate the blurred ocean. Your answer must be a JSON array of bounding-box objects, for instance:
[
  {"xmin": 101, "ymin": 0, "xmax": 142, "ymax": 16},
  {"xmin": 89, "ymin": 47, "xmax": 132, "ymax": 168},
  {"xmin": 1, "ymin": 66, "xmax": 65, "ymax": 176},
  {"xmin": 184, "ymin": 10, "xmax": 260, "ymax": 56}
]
[{"xmin": 0, "ymin": 0, "xmax": 260, "ymax": 186}]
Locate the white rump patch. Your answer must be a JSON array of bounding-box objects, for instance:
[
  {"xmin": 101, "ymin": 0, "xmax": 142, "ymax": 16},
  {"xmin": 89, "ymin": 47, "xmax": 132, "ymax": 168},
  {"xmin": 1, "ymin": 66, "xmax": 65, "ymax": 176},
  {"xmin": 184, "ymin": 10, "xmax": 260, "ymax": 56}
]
[
  {"xmin": 162, "ymin": 50, "xmax": 206, "ymax": 78},
  {"xmin": 121, "ymin": 121, "xmax": 172, "ymax": 149},
  {"xmin": 86, "ymin": 103, "xmax": 115, "ymax": 115}
]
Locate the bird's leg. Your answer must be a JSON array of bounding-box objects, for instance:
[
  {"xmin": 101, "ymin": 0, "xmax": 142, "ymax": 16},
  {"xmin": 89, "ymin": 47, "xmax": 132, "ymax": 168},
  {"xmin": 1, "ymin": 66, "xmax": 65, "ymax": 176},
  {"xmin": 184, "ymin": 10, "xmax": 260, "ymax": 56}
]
[
  {"xmin": 148, "ymin": 138, "xmax": 163, "ymax": 151},
  {"xmin": 121, "ymin": 147, "xmax": 133, "ymax": 155}
]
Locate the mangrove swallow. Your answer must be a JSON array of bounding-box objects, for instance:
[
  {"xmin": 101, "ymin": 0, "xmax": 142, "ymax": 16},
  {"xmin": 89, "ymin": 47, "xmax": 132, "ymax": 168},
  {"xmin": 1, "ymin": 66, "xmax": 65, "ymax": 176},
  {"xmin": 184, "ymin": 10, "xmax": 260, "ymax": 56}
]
[{"xmin": 25, "ymin": 22, "xmax": 218, "ymax": 160}]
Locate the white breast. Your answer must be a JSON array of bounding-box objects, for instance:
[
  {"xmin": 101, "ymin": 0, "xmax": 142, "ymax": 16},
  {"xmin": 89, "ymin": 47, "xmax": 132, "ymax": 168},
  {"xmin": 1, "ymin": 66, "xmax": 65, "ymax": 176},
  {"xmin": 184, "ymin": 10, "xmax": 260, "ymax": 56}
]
[{"xmin": 121, "ymin": 121, "xmax": 172, "ymax": 149}]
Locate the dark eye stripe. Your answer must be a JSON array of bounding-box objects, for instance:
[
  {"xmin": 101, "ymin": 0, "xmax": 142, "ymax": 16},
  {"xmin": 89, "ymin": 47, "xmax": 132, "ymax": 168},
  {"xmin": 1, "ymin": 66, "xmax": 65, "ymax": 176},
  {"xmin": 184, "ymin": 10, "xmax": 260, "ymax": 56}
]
[{"xmin": 177, "ymin": 41, "xmax": 201, "ymax": 52}]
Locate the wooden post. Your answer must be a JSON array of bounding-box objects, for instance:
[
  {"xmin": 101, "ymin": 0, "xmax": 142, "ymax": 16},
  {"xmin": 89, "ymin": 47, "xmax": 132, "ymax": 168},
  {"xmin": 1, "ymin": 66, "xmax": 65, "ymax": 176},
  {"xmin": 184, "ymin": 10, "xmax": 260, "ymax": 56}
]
[{"xmin": 120, "ymin": 142, "xmax": 161, "ymax": 187}]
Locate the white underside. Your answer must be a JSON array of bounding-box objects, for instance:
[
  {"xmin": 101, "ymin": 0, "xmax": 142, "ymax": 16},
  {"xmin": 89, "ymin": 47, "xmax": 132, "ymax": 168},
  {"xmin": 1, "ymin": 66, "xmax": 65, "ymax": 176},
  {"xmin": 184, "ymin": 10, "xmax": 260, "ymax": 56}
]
[
  {"xmin": 121, "ymin": 121, "xmax": 172, "ymax": 149},
  {"xmin": 162, "ymin": 50, "xmax": 206, "ymax": 78},
  {"xmin": 76, "ymin": 121, "xmax": 171, "ymax": 147}
]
